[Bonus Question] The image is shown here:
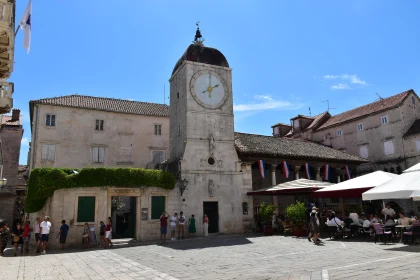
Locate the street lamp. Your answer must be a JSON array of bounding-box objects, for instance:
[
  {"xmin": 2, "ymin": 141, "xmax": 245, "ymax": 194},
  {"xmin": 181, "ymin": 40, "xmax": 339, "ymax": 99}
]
[
  {"xmin": 0, "ymin": 177, "xmax": 7, "ymax": 187},
  {"xmin": 179, "ymin": 178, "xmax": 188, "ymax": 196}
]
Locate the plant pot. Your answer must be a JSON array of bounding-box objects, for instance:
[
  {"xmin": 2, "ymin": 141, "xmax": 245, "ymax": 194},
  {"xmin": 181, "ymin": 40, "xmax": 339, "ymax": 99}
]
[
  {"xmin": 293, "ymin": 226, "xmax": 304, "ymax": 237},
  {"xmin": 263, "ymin": 224, "xmax": 273, "ymax": 236}
]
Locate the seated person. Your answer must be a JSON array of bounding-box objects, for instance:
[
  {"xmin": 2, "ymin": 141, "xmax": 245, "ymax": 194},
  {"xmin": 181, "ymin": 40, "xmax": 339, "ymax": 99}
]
[
  {"xmin": 363, "ymin": 219, "xmax": 371, "ymax": 228},
  {"xmin": 349, "ymin": 210, "xmax": 359, "ymax": 224},
  {"xmin": 384, "ymin": 216, "xmax": 395, "ymax": 227},
  {"xmin": 327, "ymin": 214, "xmax": 342, "ymax": 227},
  {"xmin": 371, "ymin": 214, "xmax": 380, "ymax": 224},
  {"xmin": 397, "ymin": 212, "xmax": 410, "ymax": 227}
]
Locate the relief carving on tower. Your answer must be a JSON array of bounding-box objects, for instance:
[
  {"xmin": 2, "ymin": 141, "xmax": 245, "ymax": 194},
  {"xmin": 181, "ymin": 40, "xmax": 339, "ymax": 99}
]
[
  {"xmin": 208, "ymin": 179, "xmax": 215, "ymax": 197},
  {"xmin": 209, "ymin": 134, "xmax": 215, "ymax": 155}
]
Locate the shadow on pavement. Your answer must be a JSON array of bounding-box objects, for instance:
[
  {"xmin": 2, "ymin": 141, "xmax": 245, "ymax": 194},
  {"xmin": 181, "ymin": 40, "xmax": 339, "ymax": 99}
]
[{"xmin": 383, "ymin": 245, "xmax": 420, "ymax": 253}]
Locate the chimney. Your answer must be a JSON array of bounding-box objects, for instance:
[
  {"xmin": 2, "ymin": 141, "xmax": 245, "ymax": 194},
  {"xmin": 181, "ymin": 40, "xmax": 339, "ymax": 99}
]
[{"xmin": 11, "ymin": 109, "xmax": 20, "ymax": 121}]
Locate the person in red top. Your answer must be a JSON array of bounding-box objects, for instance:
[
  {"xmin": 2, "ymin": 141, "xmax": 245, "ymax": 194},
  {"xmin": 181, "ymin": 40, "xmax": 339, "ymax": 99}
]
[
  {"xmin": 203, "ymin": 214, "xmax": 209, "ymax": 237},
  {"xmin": 105, "ymin": 217, "xmax": 113, "ymax": 248},
  {"xmin": 22, "ymin": 221, "xmax": 32, "ymax": 254},
  {"xmin": 160, "ymin": 212, "xmax": 169, "ymax": 244}
]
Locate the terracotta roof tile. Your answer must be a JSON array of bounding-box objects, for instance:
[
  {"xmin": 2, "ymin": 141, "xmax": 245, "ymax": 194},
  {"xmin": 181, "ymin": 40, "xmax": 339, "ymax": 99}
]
[
  {"xmin": 30, "ymin": 94, "xmax": 170, "ymax": 117},
  {"xmin": 1, "ymin": 115, "xmax": 22, "ymax": 126},
  {"xmin": 318, "ymin": 89, "xmax": 414, "ymax": 130},
  {"xmin": 404, "ymin": 119, "xmax": 420, "ymax": 138},
  {"xmin": 234, "ymin": 132, "xmax": 367, "ymax": 163}
]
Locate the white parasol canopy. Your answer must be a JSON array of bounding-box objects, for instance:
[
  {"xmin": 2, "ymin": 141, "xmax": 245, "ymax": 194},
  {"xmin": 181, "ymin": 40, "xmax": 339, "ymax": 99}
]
[
  {"xmin": 314, "ymin": 171, "xmax": 397, "ymax": 198},
  {"xmin": 403, "ymin": 162, "xmax": 420, "ymax": 173},
  {"xmin": 362, "ymin": 166, "xmax": 420, "ymax": 201}
]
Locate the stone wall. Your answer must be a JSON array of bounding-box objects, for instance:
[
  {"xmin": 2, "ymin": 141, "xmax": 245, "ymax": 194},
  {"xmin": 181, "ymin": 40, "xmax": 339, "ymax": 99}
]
[{"xmin": 0, "ymin": 193, "xmax": 16, "ymax": 223}]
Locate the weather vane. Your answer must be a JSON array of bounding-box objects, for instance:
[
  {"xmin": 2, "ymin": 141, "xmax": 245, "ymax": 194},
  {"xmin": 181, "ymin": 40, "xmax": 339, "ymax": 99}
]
[{"xmin": 194, "ymin": 21, "xmax": 204, "ymax": 46}]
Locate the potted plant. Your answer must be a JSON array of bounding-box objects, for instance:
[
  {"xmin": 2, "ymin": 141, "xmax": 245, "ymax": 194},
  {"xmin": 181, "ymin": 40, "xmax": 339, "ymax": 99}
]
[
  {"xmin": 286, "ymin": 201, "xmax": 307, "ymax": 237},
  {"xmin": 259, "ymin": 202, "xmax": 277, "ymax": 236}
]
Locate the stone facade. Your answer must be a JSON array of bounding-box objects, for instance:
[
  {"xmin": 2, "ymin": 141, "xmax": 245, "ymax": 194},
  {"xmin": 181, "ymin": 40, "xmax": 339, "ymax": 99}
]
[
  {"xmin": 169, "ymin": 58, "xmax": 253, "ymax": 234},
  {"xmin": 29, "ymin": 104, "xmax": 170, "ymax": 171},
  {"xmin": 273, "ymin": 91, "xmax": 420, "ymax": 174}
]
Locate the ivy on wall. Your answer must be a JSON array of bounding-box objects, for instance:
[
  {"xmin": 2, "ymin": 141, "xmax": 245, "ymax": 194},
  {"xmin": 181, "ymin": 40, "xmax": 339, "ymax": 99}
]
[{"xmin": 25, "ymin": 168, "xmax": 176, "ymax": 213}]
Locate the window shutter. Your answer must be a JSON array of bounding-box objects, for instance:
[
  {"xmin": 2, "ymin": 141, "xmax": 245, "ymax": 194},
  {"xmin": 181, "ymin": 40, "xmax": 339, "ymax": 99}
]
[
  {"xmin": 41, "ymin": 144, "xmax": 48, "ymax": 160},
  {"xmin": 46, "ymin": 114, "xmax": 50, "ymax": 126},
  {"xmin": 51, "ymin": 115, "xmax": 56, "ymax": 126},
  {"xmin": 48, "ymin": 145, "xmax": 56, "ymax": 161},
  {"xmin": 98, "ymin": 147, "xmax": 105, "ymax": 163},
  {"xmin": 384, "ymin": 141, "xmax": 394, "ymax": 155},
  {"xmin": 92, "ymin": 147, "xmax": 98, "ymax": 162},
  {"xmin": 151, "ymin": 196, "xmax": 165, "ymax": 219},
  {"xmin": 416, "ymin": 140, "xmax": 420, "ymax": 151},
  {"xmin": 359, "ymin": 146, "xmax": 368, "ymax": 158},
  {"xmin": 77, "ymin": 196, "xmax": 96, "ymax": 222}
]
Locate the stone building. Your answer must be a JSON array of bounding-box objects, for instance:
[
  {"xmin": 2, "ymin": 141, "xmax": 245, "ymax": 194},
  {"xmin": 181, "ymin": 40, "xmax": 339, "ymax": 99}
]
[
  {"xmin": 28, "ymin": 95, "xmax": 170, "ymax": 171},
  {"xmin": 28, "ymin": 28, "xmax": 368, "ymax": 246},
  {"xmin": 0, "ymin": 109, "xmax": 23, "ymax": 223},
  {"xmin": 272, "ymin": 89, "xmax": 420, "ymax": 174}
]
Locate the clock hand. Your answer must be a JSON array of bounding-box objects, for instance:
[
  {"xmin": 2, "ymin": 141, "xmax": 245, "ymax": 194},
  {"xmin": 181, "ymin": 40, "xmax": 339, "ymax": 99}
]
[{"xmin": 212, "ymin": 84, "xmax": 219, "ymax": 89}]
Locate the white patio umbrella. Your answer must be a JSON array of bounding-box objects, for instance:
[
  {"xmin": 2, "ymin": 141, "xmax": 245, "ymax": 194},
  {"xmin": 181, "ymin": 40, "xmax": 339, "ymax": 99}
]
[
  {"xmin": 403, "ymin": 162, "xmax": 420, "ymax": 173},
  {"xmin": 313, "ymin": 171, "xmax": 397, "ymax": 198},
  {"xmin": 362, "ymin": 170, "xmax": 420, "ymax": 201}
]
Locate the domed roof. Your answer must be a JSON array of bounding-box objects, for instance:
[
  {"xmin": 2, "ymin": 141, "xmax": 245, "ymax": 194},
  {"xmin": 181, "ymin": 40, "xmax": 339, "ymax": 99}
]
[{"xmin": 172, "ymin": 44, "xmax": 229, "ymax": 75}]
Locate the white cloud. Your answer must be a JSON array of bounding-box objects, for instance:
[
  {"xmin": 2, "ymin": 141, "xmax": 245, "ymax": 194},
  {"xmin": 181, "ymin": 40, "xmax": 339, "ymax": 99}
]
[
  {"xmin": 323, "ymin": 74, "xmax": 367, "ymax": 89},
  {"xmin": 233, "ymin": 95, "xmax": 301, "ymax": 112},
  {"xmin": 21, "ymin": 137, "xmax": 29, "ymax": 146},
  {"xmin": 331, "ymin": 83, "xmax": 350, "ymax": 90}
]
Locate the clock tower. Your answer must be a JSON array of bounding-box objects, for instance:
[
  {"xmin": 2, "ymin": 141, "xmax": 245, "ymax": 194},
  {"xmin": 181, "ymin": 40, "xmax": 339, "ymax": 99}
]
[{"xmin": 169, "ymin": 26, "xmax": 246, "ymax": 234}]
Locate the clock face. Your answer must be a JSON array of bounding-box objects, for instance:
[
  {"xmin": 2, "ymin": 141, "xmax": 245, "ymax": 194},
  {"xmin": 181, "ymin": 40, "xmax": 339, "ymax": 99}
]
[{"xmin": 190, "ymin": 70, "xmax": 228, "ymax": 109}]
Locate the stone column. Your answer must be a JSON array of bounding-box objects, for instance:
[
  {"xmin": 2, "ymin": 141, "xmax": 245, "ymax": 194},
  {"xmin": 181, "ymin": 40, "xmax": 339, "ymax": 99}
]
[
  {"xmin": 315, "ymin": 166, "xmax": 321, "ymax": 181},
  {"xmin": 336, "ymin": 168, "xmax": 342, "ymax": 183},
  {"xmin": 294, "ymin": 166, "xmax": 301, "ymax": 180},
  {"xmin": 271, "ymin": 164, "xmax": 277, "ymax": 186}
]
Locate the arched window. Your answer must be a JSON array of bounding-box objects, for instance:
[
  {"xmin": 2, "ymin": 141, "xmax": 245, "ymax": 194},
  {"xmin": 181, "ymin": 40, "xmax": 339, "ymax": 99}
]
[
  {"xmin": 412, "ymin": 96, "xmax": 416, "ymax": 105},
  {"xmin": 396, "ymin": 166, "xmax": 402, "ymax": 174},
  {"xmin": 383, "ymin": 168, "xmax": 388, "ymax": 172},
  {"xmin": 390, "ymin": 167, "xmax": 395, "ymax": 174}
]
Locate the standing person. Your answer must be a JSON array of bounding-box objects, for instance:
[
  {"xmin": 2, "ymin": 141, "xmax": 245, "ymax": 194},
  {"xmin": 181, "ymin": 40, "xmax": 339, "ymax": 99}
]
[
  {"xmin": 160, "ymin": 212, "xmax": 169, "ymax": 244},
  {"xmin": 34, "ymin": 217, "xmax": 42, "ymax": 253},
  {"xmin": 188, "ymin": 214, "xmax": 196, "ymax": 236},
  {"xmin": 178, "ymin": 211, "xmax": 186, "ymax": 239},
  {"xmin": 11, "ymin": 223, "xmax": 24, "ymax": 256},
  {"xmin": 83, "ymin": 223, "xmax": 91, "ymax": 249},
  {"xmin": 203, "ymin": 214, "xmax": 209, "ymax": 237},
  {"xmin": 0, "ymin": 222, "xmax": 10, "ymax": 256},
  {"xmin": 99, "ymin": 221, "xmax": 106, "ymax": 248},
  {"xmin": 40, "ymin": 216, "xmax": 53, "ymax": 254},
  {"xmin": 381, "ymin": 203, "xmax": 396, "ymax": 220},
  {"xmin": 57, "ymin": 220, "xmax": 69, "ymax": 250},
  {"xmin": 169, "ymin": 213, "xmax": 178, "ymax": 241},
  {"xmin": 309, "ymin": 211, "xmax": 320, "ymax": 245},
  {"xmin": 22, "ymin": 221, "xmax": 32, "ymax": 254},
  {"xmin": 105, "ymin": 217, "xmax": 113, "ymax": 248}
]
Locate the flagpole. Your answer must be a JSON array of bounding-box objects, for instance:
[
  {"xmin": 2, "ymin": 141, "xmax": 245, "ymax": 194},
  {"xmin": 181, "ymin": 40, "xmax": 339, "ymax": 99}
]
[{"xmin": 15, "ymin": 26, "xmax": 19, "ymax": 37}]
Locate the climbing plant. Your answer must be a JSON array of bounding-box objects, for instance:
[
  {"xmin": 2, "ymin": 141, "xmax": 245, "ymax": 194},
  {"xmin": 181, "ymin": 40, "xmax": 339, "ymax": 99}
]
[{"xmin": 25, "ymin": 167, "xmax": 176, "ymax": 213}]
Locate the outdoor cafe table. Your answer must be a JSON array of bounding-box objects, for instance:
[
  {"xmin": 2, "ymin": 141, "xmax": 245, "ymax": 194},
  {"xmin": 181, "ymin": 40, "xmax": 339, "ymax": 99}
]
[{"xmin": 395, "ymin": 225, "xmax": 408, "ymax": 243}]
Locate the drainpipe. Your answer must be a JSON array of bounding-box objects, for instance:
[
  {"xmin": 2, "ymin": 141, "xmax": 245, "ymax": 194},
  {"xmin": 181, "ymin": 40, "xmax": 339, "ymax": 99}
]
[{"xmin": 30, "ymin": 105, "xmax": 39, "ymax": 173}]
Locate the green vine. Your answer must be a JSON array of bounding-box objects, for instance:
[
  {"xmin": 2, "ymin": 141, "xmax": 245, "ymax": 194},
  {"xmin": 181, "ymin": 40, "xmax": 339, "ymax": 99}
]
[{"xmin": 25, "ymin": 168, "xmax": 176, "ymax": 213}]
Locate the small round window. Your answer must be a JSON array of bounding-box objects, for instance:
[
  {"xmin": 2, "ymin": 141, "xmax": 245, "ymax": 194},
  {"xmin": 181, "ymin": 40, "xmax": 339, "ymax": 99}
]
[{"xmin": 208, "ymin": 157, "xmax": 215, "ymax": 165}]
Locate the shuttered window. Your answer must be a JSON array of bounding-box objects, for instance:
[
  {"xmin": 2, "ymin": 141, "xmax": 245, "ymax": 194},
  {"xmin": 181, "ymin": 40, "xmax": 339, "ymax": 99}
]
[
  {"xmin": 77, "ymin": 196, "xmax": 96, "ymax": 222},
  {"xmin": 359, "ymin": 145, "xmax": 368, "ymax": 159},
  {"xmin": 151, "ymin": 196, "xmax": 165, "ymax": 220},
  {"xmin": 92, "ymin": 147, "xmax": 105, "ymax": 163},
  {"xmin": 41, "ymin": 144, "xmax": 56, "ymax": 161},
  {"xmin": 46, "ymin": 114, "xmax": 56, "ymax": 127},
  {"xmin": 416, "ymin": 140, "xmax": 420, "ymax": 151},
  {"xmin": 152, "ymin": 151, "xmax": 164, "ymax": 165},
  {"xmin": 384, "ymin": 141, "xmax": 395, "ymax": 155}
]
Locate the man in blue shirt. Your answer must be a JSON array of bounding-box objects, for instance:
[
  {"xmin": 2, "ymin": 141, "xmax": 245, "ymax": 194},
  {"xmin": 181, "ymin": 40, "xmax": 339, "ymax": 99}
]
[{"xmin": 58, "ymin": 220, "xmax": 69, "ymax": 250}]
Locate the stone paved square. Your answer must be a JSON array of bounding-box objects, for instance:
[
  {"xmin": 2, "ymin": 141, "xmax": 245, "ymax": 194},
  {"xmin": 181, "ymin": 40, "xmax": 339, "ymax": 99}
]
[{"xmin": 1, "ymin": 234, "xmax": 420, "ymax": 280}]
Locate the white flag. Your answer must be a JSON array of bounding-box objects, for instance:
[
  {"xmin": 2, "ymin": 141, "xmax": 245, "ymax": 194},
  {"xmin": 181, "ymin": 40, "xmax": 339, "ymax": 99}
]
[{"xmin": 19, "ymin": 0, "xmax": 32, "ymax": 54}]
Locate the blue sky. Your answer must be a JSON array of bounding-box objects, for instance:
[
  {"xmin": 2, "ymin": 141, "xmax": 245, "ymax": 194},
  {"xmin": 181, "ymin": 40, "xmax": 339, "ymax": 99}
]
[{"xmin": 12, "ymin": 0, "xmax": 420, "ymax": 164}]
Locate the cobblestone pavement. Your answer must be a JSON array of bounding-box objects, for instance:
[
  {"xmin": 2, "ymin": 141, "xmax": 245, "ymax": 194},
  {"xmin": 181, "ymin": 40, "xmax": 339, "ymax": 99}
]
[{"xmin": 1, "ymin": 234, "xmax": 420, "ymax": 280}]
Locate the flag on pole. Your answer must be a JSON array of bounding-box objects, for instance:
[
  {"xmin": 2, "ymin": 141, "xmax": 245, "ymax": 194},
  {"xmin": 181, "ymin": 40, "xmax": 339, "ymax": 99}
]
[
  {"xmin": 323, "ymin": 164, "xmax": 331, "ymax": 181},
  {"xmin": 282, "ymin": 161, "xmax": 289, "ymax": 178},
  {"xmin": 258, "ymin": 160, "xmax": 266, "ymax": 178},
  {"xmin": 345, "ymin": 166, "xmax": 352, "ymax": 179},
  {"xmin": 19, "ymin": 0, "xmax": 32, "ymax": 53},
  {"xmin": 304, "ymin": 163, "xmax": 312, "ymax": 180}
]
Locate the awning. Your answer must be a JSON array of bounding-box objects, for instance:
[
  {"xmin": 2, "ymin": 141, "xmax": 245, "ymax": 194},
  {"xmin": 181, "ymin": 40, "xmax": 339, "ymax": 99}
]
[
  {"xmin": 247, "ymin": 179, "xmax": 334, "ymax": 196},
  {"xmin": 313, "ymin": 171, "xmax": 398, "ymax": 198},
  {"xmin": 403, "ymin": 162, "xmax": 420, "ymax": 173},
  {"xmin": 362, "ymin": 169, "xmax": 420, "ymax": 201}
]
